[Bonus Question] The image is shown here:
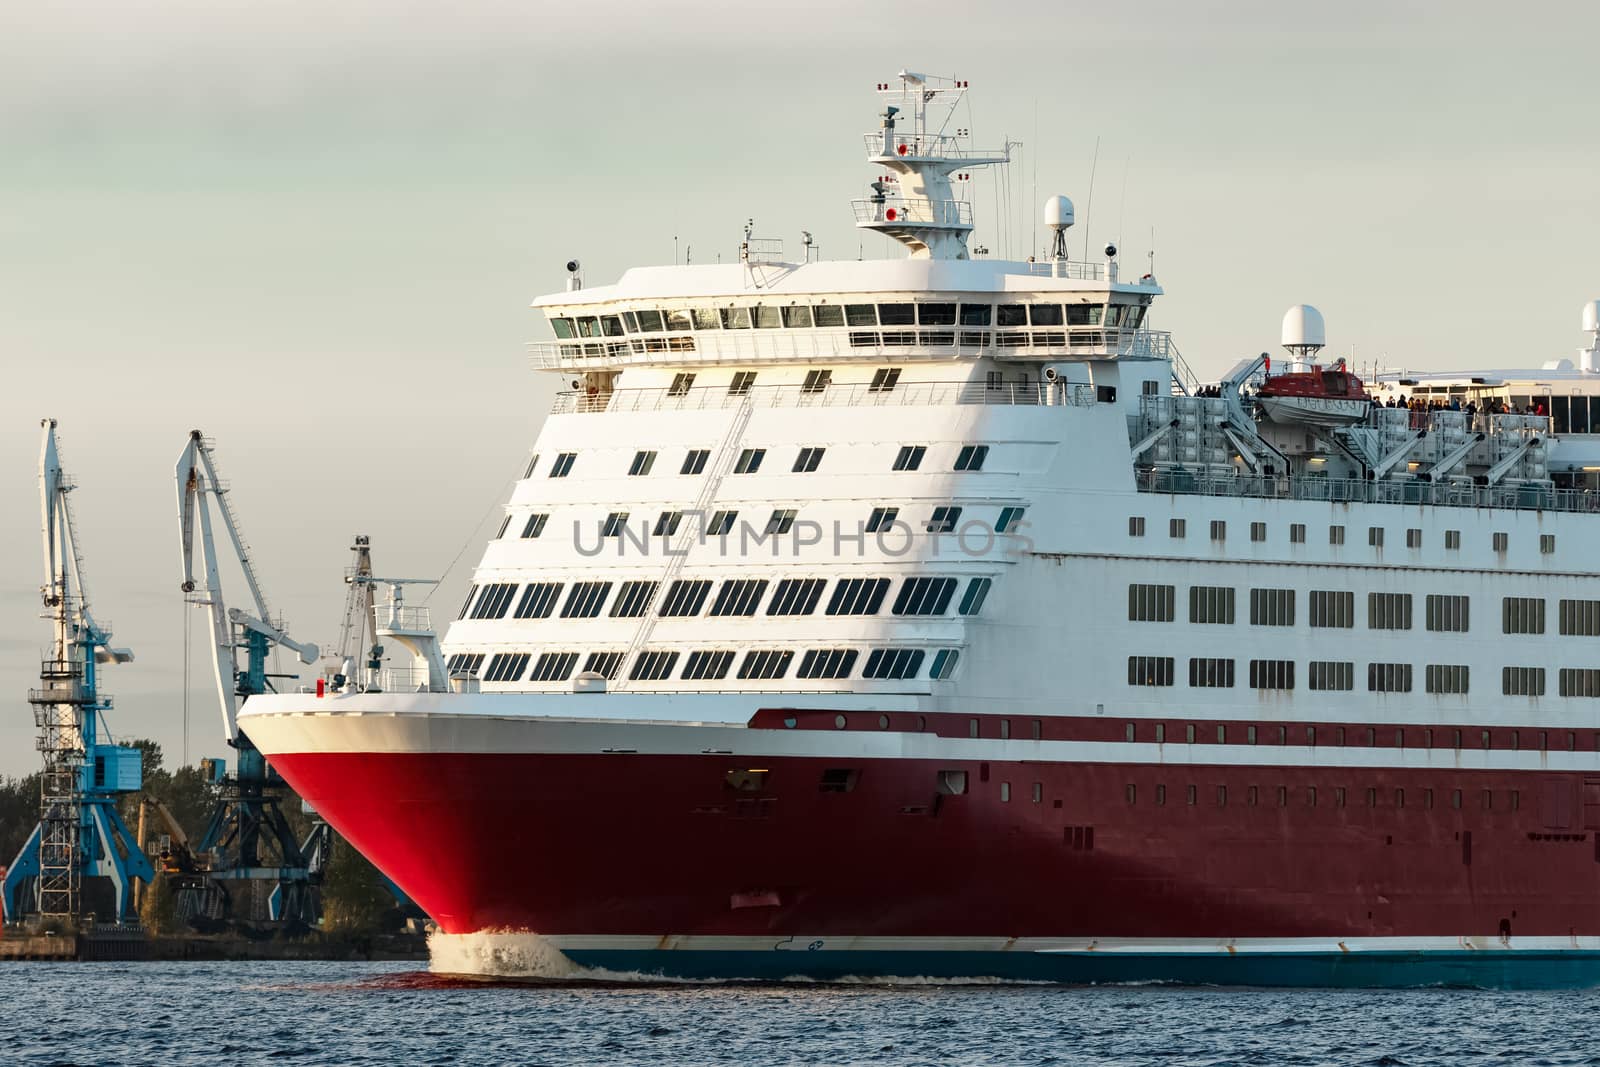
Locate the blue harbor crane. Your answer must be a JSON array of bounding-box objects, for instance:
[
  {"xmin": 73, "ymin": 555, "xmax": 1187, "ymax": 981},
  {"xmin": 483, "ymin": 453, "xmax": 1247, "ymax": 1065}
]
[
  {"xmin": 176, "ymin": 431, "xmax": 324, "ymax": 925},
  {"xmin": 3, "ymin": 420, "xmax": 153, "ymax": 925}
]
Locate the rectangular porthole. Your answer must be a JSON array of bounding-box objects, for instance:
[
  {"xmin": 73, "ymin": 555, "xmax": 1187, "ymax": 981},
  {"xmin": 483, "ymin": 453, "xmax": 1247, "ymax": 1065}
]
[
  {"xmin": 767, "ymin": 578, "xmax": 827, "ymax": 616},
  {"xmin": 628, "ymin": 450, "xmax": 657, "ymax": 476},
  {"xmin": 681, "ymin": 449, "xmax": 710, "ymax": 475}
]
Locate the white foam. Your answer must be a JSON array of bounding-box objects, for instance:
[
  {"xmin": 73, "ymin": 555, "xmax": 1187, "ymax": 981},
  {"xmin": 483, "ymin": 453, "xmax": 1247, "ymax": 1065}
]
[{"xmin": 427, "ymin": 929, "xmax": 583, "ymax": 980}]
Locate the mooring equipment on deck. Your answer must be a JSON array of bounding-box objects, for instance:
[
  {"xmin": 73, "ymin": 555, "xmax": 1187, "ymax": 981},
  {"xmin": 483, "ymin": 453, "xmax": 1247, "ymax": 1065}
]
[
  {"xmin": 3, "ymin": 419, "xmax": 153, "ymax": 925},
  {"xmin": 176, "ymin": 430, "xmax": 322, "ymax": 924}
]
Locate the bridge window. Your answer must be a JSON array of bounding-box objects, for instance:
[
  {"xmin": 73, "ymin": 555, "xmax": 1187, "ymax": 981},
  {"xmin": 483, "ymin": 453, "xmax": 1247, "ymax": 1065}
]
[
  {"xmin": 1329, "ymin": 524, "xmax": 1345, "ymax": 545},
  {"xmin": 782, "ymin": 305, "xmax": 813, "ymax": 328},
  {"xmin": 844, "ymin": 304, "xmax": 877, "ymax": 326},
  {"xmin": 812, "ymin": 305, "xmax": 845, "ymax": 327},
  {"xmin": 1560, "ymin": 599, "xmax": 1600, "ymax": 635},
  {"xmin": 997, "ymin": 304, "xmax": 1028, "ymax": 327},
  {"xmin": 764, "ymin": 509, "xmax": 797, "ymax": 535},
  {"xmin": 668, "ymin": 373, "xmax": 695, "ymax": 396},
  {"xmin": 1249, "ymin": 588, "xmax": 1295, "ymax": 626},
  {"xmin": 1029, "ymin": 304, "xmax": 1064, "ymax": 326},
  {"xmin": 719, "ymin": 307, "xmax": 750, "ymax": 329},
  {"xmin": 918, "ymin": 302, "xmax": 957, "ymax": 325},
  {"xmin": 692, "ymin": 308, "xmax": 721, "ymax": 330},
  {"xmin": 877, "ymin": 303, "xmax": 915, "ymax": 325},
  {"xmin": 664, "ymin": 310, "xmax": 693, "ymax": 331},
  {"xmin": 959, "ymin": 303, "xmax": 992, "ymax": 326},
  {"xmin": 753, "ymin": 306, "xmax": 781, "ymax": 329},
  {"xmin": 635, "ymin": 310, "xmax": 664, "ymax": 332}
]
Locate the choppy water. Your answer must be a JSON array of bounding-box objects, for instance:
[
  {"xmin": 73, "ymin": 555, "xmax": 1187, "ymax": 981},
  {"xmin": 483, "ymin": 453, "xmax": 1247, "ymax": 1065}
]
[{"xmin": 2, "ymin": 937, "xmax": 1599, "ymax": 1066}]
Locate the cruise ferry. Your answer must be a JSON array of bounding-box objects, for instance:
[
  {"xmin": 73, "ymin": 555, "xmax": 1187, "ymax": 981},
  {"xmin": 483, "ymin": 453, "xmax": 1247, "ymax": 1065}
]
[{"xmin": 243, "ymin": 72, "xmax": 1600, "ymax": 987}]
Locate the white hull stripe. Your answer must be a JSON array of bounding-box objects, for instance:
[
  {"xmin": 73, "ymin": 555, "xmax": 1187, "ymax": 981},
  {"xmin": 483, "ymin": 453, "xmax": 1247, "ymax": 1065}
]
[{"xmin": 241, "ymin": 704, "xmax": 1600, "ymax": 773}]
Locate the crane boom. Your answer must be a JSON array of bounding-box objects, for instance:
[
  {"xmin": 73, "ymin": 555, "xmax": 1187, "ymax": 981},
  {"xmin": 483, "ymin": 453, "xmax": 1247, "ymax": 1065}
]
[{"xmin": 177, "ymin": 430, "xmax": 317, "ymax": 742}]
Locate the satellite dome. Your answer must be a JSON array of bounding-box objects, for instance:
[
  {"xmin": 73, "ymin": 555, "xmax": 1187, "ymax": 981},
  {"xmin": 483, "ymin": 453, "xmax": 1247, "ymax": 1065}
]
[
  {"xmin": 1043, "ymin": 195, "xmax": 1075, "ymax": 231},
  {"xmin": 1583, "ymin": 300, "xmax": 1600, "ymax": 334},
  {"xmin": 1281, "ymin": 304, "xmax": 1327, "ymax": 351}
]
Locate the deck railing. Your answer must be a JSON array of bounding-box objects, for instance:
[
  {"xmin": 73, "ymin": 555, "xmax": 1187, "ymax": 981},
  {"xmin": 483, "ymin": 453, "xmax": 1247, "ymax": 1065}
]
[
  {"xmin": 850, "ymin": 197, "xmax": 972, "ymax": 228},
  {"xmin": 1134, "ymin": 468, "xmax": 1588, "ymax": 514},
  {"xmin": 552, "ymin": 379, "xmax": 1096, "ymax": 415}
]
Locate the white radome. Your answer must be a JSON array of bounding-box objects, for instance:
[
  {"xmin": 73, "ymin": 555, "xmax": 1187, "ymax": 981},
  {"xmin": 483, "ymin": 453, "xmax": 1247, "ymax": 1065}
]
[
  {"xmin": 1281, "ymin": 304, "xmax": 1327, "ymax": 349},
  {"xmin": 1582, "ymin": 300, "xmax": 1600, "ymax": 334},
  {"xmin": 1044, "ymin": 195, "xmax": 1075, "ymax": 231}
]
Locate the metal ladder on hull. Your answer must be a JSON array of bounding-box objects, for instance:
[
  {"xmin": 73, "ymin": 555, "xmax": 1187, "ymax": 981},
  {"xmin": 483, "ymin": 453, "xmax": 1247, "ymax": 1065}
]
[{"xmin": 609, "ymin": 393, "xmax": 757, "ymax": 690}]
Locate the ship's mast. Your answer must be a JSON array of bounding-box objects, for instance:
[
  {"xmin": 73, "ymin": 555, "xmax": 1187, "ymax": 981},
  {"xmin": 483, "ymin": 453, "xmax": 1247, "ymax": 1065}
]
[{"xmin": 852, "ymin": 71, "xmax": 1009, "ymax": 260}]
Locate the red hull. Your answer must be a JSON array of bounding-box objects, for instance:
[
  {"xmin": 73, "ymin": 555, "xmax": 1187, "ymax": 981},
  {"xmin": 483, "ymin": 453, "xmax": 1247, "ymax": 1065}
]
[{"xmin": 272, "ymin": 749, "xmax": 1600, "ymax": 939}]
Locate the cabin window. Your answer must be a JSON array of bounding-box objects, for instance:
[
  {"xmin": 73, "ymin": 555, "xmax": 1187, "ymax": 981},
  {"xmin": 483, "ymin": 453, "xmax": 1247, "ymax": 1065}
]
[
  {"xmin": 667, "ymin": 372, "xmax": 696, "ymax": 396},
  {"xmin": 1308, "ymin": 661, "xmax": 1354, "ymax": 691},
  {"xmin": 482, "ymin": 652, "xmax": 529, "ymax": 683},
  {"xmin": 1129, "ymin": 584, "xmax": 1176, "ymax": 622},
  {"xmin": 681, "ymin": 449, "xmax": 710, "ymax": 475},
  {"xmin": 706, "ymin": 510, "xmax": 738, "ymax": 536},
  {"xmin": 514, "ymin": 582, "xmax": 563, "ymax": 620},
  {"xmin": 470, "ymin": 583, "xmax": 518, "ymax": 620},
  {"xmin": 1309, "ymin": 590, "xmax": 1354, "ymax": 628},
  {"xmin": 1542, "ymin": 534, "xmax": 1556, "ymax": 554},
  {"xmin": 1170, "ymin": 518, "xmax": 1186, "ymax": 539},
  {"xmin": 1445, "ymin": 529, "xmax": 1461, "ymax": 549},
  {"xmin": 601, "ymin": 512, "xmax": 630, "ymax": 537},
  {"xmin": 629, "ymin": 651, "xmax": 679, "ymax": 682},
  {"xmin": 1368, "ymin": 526, "xmax": 1384, "ymax": 547},
  {"xmin": 1559, "ymin": 668, "xmax": 1600, "ymax": 698},
  {"xmin": 1503, "ymin": 667, "xmax": 1546, "ymax": 696},
  {"xmin": 1425, "ymin": 664, "xmax": 1470, "ymax": 695},
  {"xmin": 997, "ymin": 507, "xmax": 1026, "ymax": 534},
  {"xmin": 866, "ymin": 506, "xmax": 899, "ymax": 533},
  {"xmin": 767, "ymin": 578, "xmax": 826, "ymax": 616},
  {"xmin": 1368, "ymin": 592, "xmax": 1413, "ymax": 630},
  {"xmin": 827, "ymin": 577, "xmax": 891, "ymax": 616},
  {"xmin": 1560, "ymin": 600, "xmax": 1600, "ymax": 635},
  {"xmin": 927, "ymin": 506, "xmax": 963, "ymax": 533},
  {"xmin": 682, "ymin": 650, "xmax": 735, "ymax": 681},
  {"xmin": 659, "ymin": 580, "xmax": 712, "ymax": 617},
  {"xmin": 1249, "ymin": 659, "xmax": 1295, "ymax": 690},
  {"xmin": 797, "ymin": 649, "xmax": 858, "ymax": 680},
  {"xmin": 959, "ymin": 578, "xmax": 993, "ymax": 616},
  {"xmin": 549, "ymin": 452, "xmax": 577, "ymax": 478},
  {"xmin": 894, "ymin": 577, "xmax": 958, "ymax": 616},
  {"xmin": 869, "ymin": 368, "xmax": 901, "ymax": 392},
  {"xmin": 930, "ymin": 649, "xmax": 961, "ymax": 680},
  {"xmin": 954, "ymin": 445, "xmax": 989, "ymax": 471},
  {"xmin": 801, "ymin": 369, "xmax": 832, "ymax": 393},
  {"xmin": 710, "ymin": 579, "xmax": 769, "ymax": 618},
  {"xmin": 1250, "ymin": 521, "xmax": 1267, "ymax": 542},
  {"xmin": 863, "ymin": 648, "xmax": 926, "ymax": 680},
  {"xmin": 1128, "ymin": 655, "xmax": 1174, "ymax": 687},
  {"xmin": 1368, "ymin": 662, "xmax": 1413, "ymax": 693},
  {"xmin": 728, "ymin": 371, "xmax": 757, "ymax": 394},
  {"xmin": 521, "ymin": 513, "xmax": 548, "ymax": 539},
  {"xmin": 609, "ymin": 581, "xmax": 659, "ymax": 619},
  {"xmin": 561, "ymin": 581, "xmax": 613, "ymax": 618},
  {"xmin": 764, "ymin": 509, "xmax": 798, "ymax": 535},
  {"xmin": 1188, "ymin": 657, "xmax": 1235, "ymax": 688},
  {"xmin": 793, "ymin": 446, "xmax": 826, "ymax": 472},
  {"xmin": 1493, "ymin": 531, "xmax": 1509, "ymax": 552},
  {"xmin": 1249, "ymin": 588, "xmax": 1295, "ymax": 626},
  {"xmin": 1129, "ymin": 516, "xmax": 1146, "ymax": 537},
  {"xmin": 1189, "ymin": 586, "xmax": 1235, "ymax": 624},
  {"xmin": 522, "ymin": 651, "xmax": 577, "ymax": 682},
  {"xmin": 738, "ymin": 650, "xmax": 794, "ymax": 680},
  {"xmin": 1329, "ymin": 524, "xmax": 1345, "ymax": 545},
  {"xmin": 628, "ymin": 450, "xmax": 657, "ymax": 476},
  {"xmin": 733, "ymin": 448, "xmax": 766, "ymax": 474},
  {"xmin": 1426, "ymin": 594, "xmax": 1470, "ymax": 632},
  {"xmin": 1210, "ymin": 520, "xmax": 1226, "ymax": 542},
  {"xmin": 1289, "ymin": 523, "xmax": 1306, "ymax": 543},
  {"xmin": 1503, "ymin": 597, "xmax": 1545, "ymax": 634},
  {"xmin": 893, "ymin": 444, "xmax": 926, "ymax": 471}
]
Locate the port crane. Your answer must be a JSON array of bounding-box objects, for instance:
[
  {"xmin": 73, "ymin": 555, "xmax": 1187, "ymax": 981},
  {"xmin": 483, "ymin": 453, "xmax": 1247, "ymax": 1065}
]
[
  {"xmin": 2, "ymin": 420, "xmax": 152, "ymax": 925},
  {"xmin": 176, "ymin": 430, "xmax": 323, "ymax": 924}
]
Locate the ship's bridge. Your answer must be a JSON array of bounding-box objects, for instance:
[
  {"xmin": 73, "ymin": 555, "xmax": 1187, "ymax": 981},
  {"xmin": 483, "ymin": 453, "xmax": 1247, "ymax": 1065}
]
[{"xmin": 528, "ymin": 258, "xmax": 1170, "ymax": 373}]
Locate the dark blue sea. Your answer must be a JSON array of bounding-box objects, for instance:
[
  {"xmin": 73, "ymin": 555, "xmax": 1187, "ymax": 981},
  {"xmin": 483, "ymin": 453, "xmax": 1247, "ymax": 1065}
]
[{"xmin": 2, "ymin": 959, "xmax": 1599, "ymax": 1066}]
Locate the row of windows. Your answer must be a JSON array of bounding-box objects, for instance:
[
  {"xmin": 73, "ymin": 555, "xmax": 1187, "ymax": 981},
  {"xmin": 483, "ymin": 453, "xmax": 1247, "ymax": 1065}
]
[
  {"xmin": 1128, "ymin": 585, "xmax": 1600, "ymax": 635},
  {"xmin": 1132, "ymin": 516, "xmax": 1556, "ymax": 555},
  {"xmin": 530, "ymin": 441, "xmax": 997, "ymax": 480},
  {"xmin": 505, "ymin": 502, "xmax": 1024, "ymax": 542},
  {"xmin": 1127, "ymin": 782, "xmax": 1519, "ymax": 812},
  {"xmin": 549, "ymin": 301, "xmax": 1145, "ymax": 340},
  {"xmin": 1128, "ymin": 656, "xmax": 1600, "ymax": 697},
  {"xmin": 1115, "ymin": 717, "xmax": 1592, "ymax": 753},
  {"xmin": 461, "ymin": 575, "xmax": 996, "ymax": 621},
  {"xmin": 457, "ymin": 645, "xmax": 962, "ymax": 685}
]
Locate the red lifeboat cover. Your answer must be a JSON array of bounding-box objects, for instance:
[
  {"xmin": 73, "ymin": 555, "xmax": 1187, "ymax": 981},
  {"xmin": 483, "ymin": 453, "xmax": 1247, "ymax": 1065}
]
[{"xmin": 1258, "ymin": 367, "xmax": 1369, "ymax": 401}]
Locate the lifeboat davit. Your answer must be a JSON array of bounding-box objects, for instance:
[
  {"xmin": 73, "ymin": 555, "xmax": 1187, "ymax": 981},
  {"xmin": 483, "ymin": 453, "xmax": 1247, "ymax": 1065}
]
[{"xmin": 1258, "ymin": 360, "xmax": 1371, "ymax": 428}]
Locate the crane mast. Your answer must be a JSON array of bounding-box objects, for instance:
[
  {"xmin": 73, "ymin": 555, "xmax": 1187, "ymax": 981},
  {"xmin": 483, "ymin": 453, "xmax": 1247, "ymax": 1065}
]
[
  {"xmin": 3, "ymin": 420, "xmax": 152, "ymax": 926},
  {"xmin": 175, "ymin": 430, "xmax": 323, "ymax": 924}
]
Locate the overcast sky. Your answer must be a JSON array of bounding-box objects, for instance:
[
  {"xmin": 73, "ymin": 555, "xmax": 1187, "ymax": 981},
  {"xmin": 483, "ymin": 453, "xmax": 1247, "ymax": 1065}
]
[{"xmin": 2, "ymin": 0, "xmax": 1598, "ymax": 777}]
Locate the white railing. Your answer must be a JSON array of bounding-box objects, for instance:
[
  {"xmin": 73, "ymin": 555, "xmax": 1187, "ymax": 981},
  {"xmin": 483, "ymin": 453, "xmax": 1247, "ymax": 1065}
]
[
  {"xmin": 379, "ymin": 605, "xmax": 432, "ymax": 633},
  {"xmin": 851, "ymin": 198, "xmax": 973, "ymax": 228},
  {"xmin": 551, "ymin": 379, "xmax": 1096, "ymax": 415},
  {"xmin": 529, "ymin": 327, "xmax": 1174, "ymax": 370},
  {"xmin": 861, "ymin": 134, "xmax": 1007, "ymax": 161}
]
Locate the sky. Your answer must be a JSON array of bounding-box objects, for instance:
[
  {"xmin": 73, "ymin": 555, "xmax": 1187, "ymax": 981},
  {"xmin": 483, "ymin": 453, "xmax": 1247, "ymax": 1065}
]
[{"xmin": 2, "ymin": 0, "xmax": 1598, "ymax": 777}]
